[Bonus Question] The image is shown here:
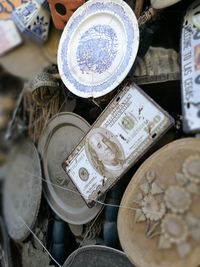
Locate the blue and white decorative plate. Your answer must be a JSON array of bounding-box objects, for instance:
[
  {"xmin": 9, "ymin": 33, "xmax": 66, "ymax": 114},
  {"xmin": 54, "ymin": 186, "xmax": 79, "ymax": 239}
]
[{"xmin": 58, "ymin": 0, "xmax": 139, "ymax": 98}]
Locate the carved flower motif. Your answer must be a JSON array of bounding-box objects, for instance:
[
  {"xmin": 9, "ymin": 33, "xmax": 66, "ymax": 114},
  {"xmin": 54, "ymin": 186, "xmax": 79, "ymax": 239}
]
[
  {"xmin": 164, "ymin": 186, "xmax": 191, "ymax": 214},
  {"xmin": 161, "ymin": 214, "xmax": 188, "ymax": 244},
  {"xmin": 141, "ymin": 195, "xmax": 166, "ymax": 221},
  {"xmin": 182, "ymin": 155, "xmax": 200, "ymax": 184}
]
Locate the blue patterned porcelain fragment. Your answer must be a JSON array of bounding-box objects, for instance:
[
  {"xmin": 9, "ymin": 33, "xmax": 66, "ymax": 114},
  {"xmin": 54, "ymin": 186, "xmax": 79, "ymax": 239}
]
[
  {"xmin": 58, "ymin": 0, "xmax": 139, "ymax": 98},
  {"xmin": 12, "ymin": 0, "xmax": 50, "ymax": 43}
]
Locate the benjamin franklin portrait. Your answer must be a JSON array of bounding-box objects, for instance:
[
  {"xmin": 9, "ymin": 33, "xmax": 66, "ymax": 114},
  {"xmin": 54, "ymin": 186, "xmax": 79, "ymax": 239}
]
[{"xmin": 85, "ymin": 128, "xmax": 125, "ymax": 178}]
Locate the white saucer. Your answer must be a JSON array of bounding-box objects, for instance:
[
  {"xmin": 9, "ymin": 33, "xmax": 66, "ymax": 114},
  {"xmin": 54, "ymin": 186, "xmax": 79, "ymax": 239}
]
[{"xmin": 58, "ymin": 0, "xmax": 139, "ymax": 98}]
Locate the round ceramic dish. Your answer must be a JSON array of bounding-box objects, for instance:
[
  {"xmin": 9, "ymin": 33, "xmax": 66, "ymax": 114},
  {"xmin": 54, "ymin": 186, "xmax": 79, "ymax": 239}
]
[
  {"xmin": 63, "ymin": 245, "xmax": 133, "ymax": 267},
  {"xmin": 3, "ymin": 139, "xmax": 42, "ymax": 241},
  {"xmin": 118, "ymin": 138, "xmax": 200, "ymax": 267},
  {"xmin": 38, "ymin": 112, "xmax": 104, "ymax": 225},
  {"xmin": 58, "ymin": 0, "xmax": 139, "ymax": 98}
]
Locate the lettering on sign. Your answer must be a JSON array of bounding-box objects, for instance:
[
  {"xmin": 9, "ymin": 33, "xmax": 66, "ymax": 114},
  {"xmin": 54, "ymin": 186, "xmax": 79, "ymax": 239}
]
[{"xmin": 181, "ymin": 1, "xmax": 200, "ymax": 133}]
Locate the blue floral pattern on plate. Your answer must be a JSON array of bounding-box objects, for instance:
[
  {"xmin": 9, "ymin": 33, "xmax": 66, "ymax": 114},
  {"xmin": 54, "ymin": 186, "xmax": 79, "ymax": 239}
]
[
  {"xmin": 58, "ymin": 0, "xmax": 139, "ymax": 98},
  {"xmin": 77, "ymin": 24, "xmax": 118, "ymax": 75}
]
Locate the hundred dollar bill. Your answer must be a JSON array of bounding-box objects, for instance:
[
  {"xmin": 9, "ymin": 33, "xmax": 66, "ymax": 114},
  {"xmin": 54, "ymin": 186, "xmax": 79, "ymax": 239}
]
[{"xmin": 63, "ymin": 83, "xmax": 174, "ymax": 207}]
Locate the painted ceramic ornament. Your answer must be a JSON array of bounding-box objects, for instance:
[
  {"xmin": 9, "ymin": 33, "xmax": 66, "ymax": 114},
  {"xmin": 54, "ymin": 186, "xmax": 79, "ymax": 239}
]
[
  {"xmin": 48, "ymin": 0, "xmax": 85, "ymax": 30},
  {"xmin": 12, "ymin": 0, "xmax": 50, "ymax": 43}
]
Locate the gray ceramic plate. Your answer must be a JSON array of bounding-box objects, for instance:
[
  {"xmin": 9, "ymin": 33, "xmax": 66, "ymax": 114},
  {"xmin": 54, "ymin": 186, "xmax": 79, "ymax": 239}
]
[
  {"xmin": 63, "ymin": 245, "xmax": 134, "ymax": 267},
  {"xmin": 38, "ymin": 112, "xmax": 104, "ymax": 225},
  {"xmin": 0, "ymin": 217, "xmax": 13, "ymax": 267},
  {"xmin": 3, "ymin": 139, "xmax": 42, "ymax": 241}
]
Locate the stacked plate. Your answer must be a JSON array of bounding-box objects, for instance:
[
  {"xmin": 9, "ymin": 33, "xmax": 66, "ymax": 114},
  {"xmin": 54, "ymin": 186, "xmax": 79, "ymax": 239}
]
[
  {"xmin": 3, "ymin": 139, "xmax": 42, "ymax": 241},
  {"xmin": 38, "ymin": 112, "xmax": 104, "ymax": 225}
]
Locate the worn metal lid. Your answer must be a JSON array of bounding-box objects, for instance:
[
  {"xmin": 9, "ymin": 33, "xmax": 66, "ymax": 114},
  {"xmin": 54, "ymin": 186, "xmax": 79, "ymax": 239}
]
[
  {"xmin": 3, "ymin": 139, "xmax": 42, "ymax": 241},
  {"xmin": 63, "ymin": 245, "xmax": 134, "ymax": 267},
  {"xmin": 38, "ymin": 112, "xmax": 104, "ymax": 225},
  {"xmin": 118, "ymin": 138, "xmax": 200, "ymax": 267}
]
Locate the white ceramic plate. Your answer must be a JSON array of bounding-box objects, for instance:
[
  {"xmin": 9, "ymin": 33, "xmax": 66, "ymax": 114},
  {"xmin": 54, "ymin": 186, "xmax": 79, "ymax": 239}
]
[{"xmin": 58, "ymin": 0, "xmax": 139, "ymax": 98}]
